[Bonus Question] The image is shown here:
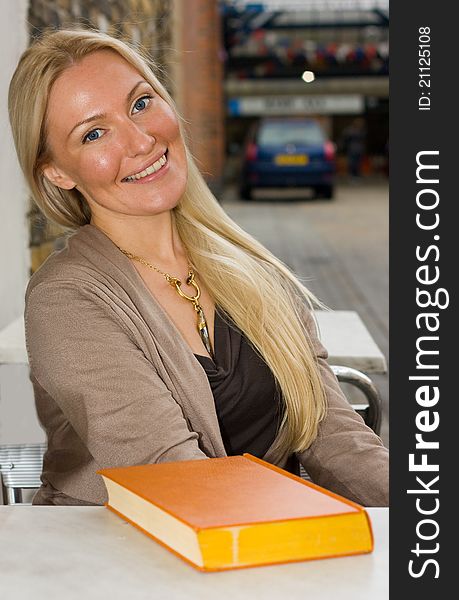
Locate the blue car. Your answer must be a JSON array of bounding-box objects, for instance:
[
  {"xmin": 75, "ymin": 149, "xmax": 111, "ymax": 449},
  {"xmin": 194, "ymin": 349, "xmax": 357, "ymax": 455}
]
[{"xmin": 240, "ymin": 117, "xmax": 336, "ymax": 200}]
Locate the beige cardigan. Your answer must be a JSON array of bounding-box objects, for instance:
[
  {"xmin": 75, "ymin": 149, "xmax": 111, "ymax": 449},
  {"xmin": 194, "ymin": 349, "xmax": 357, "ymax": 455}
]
[{"xmin": 25, "ymin": 224, "xmax": 389, "ymax": 506}]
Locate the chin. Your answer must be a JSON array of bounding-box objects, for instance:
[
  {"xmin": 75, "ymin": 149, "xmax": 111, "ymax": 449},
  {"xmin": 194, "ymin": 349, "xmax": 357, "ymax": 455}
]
[
  {"xmin": 143, "ymin": 190, "xmax": 185, "ymax": 215},
  {"xmin": 157, "ymin": 181, "xmax": 187, "ymax": 211}
]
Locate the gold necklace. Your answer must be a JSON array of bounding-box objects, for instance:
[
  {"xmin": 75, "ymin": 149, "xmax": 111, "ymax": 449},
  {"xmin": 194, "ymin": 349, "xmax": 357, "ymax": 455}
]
[{"xmin": 117, "ymin": 246, "xmax": 214, "ymax": 360}]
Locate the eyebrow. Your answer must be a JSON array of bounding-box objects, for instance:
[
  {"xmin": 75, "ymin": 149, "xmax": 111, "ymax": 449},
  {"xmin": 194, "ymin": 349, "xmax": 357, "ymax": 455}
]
[{"xmin": 67, "ymin": 80, "xmax": 149, "ymax": 139}]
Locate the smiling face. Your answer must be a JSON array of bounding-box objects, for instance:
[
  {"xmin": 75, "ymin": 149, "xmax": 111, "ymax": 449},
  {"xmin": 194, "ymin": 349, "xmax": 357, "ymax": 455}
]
[{"xmin": 42, "ymin": 50, "xmax": 188, "ymax": 224}]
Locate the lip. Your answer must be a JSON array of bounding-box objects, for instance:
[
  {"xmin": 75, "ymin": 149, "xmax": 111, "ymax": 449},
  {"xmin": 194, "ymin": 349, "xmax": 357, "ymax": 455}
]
[{"xmin": 122, "ymin": 149, "xmax": 169, "ymax": 183}]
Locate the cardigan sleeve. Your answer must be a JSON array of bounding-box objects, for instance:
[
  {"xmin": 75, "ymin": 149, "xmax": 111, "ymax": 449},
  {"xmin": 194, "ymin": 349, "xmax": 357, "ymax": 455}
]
[
  {"xmin": 296, "ymin": 306, "xmax": 389, "ymax": 507},
  {"xmin": 25, "ymin": 280, "xmax": 208, "ymax": 470}
]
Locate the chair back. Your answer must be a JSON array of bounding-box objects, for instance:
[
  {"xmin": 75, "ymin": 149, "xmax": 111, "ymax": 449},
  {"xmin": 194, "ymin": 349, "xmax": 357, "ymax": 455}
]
[
  {"xmin": 0, "ymin": 443, "xmax": 46, "ymax": 505},
  {"xmin": 331, "ymin": 365, "xmax": 382, "ymax": 434}
]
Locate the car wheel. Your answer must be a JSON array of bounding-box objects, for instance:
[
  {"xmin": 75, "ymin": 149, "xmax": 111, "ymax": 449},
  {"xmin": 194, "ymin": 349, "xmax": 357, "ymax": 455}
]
[
  {"xmin": 323, "ymin": 184, "xmax": 334, "ymax": 200},
  {"xmin": 239, "ymin": 184, "xmax": 253, "ymax": 201},
  {"xmin": 315, "ymin": 185, "xmax": 334, "ymax": 200}
]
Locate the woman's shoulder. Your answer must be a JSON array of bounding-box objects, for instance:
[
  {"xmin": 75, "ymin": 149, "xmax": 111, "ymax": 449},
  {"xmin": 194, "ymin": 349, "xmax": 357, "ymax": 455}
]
[
  {"xmin": 24, "ymin": 226, "xmax": 135, "ymax": 351},
  {"xmin": 24, "ymin": 224, "xmax": 149, "ymax": 345},
  {"xmin": 26, "ymin": 224, "xmax": 125, "ymax": 300},
  {"xmin": 26, "ymin": 233, "xmax": 79, "ymax": 294}
]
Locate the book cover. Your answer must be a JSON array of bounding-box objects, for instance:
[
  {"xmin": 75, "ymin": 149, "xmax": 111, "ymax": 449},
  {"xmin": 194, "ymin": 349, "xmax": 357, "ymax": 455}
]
[{"xmin": 97, "ymin": 454, "xmax": 373, "ymax": 572}]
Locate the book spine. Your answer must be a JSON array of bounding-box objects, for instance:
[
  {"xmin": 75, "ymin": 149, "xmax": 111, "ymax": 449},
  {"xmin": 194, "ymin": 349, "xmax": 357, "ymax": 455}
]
[{"xmin": 198, "ymin": 510, "xmax": 373, "ymax": 571}]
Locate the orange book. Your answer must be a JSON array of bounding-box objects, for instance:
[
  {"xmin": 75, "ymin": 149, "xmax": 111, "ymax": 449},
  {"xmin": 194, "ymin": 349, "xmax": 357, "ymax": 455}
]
[{"xmin": 97, "ymin": 454, "xmax": 373, "ymax": 572}]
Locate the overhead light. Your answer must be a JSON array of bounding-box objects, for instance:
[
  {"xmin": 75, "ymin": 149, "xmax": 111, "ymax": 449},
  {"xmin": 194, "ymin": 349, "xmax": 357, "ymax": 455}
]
[{"xmin": 302, "ymin": 70, "xmax": 315, "ymax": 83}]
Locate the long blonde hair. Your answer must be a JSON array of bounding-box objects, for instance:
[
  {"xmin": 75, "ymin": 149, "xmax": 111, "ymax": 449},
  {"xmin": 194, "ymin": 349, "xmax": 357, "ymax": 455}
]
[{"xmin": 8, "ymin": 28, "xmax": 327, "ymax": 459}]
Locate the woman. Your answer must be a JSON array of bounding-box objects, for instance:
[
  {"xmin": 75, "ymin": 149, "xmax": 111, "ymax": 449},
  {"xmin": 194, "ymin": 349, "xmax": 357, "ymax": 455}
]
[{"xmin": 9, "ymin": 29, "xmax": 388, "ymax": 507}]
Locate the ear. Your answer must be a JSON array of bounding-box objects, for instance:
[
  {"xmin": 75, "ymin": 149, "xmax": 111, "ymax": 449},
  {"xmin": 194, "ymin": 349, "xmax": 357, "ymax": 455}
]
[{"xmin": 42, "ymin": 163, "xmax": 77, "ymax": 190}]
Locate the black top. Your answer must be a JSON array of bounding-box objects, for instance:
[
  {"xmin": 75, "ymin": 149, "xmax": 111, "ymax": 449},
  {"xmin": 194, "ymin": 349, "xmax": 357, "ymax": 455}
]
[
  {"xmin": 194, "ymin": 308, "xmax": 282, "ymax": 459},
  {"xmin": 194, "ymin": 309, "xmax": 301, "ymax": 476}
]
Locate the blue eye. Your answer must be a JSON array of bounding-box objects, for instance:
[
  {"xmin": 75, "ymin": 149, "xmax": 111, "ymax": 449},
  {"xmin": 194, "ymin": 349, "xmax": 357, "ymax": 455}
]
[
  {"xmin": 83, "ymin": 129, "xmax": 103, "ymax": 143},
  {"xmin": 132, "ymin": 95, "xmax": 152, "ymax": 114}
]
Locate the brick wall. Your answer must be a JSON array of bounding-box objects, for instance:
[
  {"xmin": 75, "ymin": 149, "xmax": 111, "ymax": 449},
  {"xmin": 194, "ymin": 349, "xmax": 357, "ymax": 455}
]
[{"xmin": 171, "ymin": 0, "xmax": 225, "ymax": 195}]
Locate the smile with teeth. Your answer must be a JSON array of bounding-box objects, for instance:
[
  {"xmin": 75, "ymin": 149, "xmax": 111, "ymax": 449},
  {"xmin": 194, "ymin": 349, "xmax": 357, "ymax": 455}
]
[{"xmin": 123, "ymin": 151, "xmax": 168, "ymax": 182}]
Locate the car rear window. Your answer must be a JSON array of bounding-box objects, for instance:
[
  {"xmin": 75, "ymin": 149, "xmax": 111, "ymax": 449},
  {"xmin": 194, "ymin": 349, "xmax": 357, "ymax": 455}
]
[{"xmin": 258, "ymin": 121, "xmax": 325, "ymax": 146}]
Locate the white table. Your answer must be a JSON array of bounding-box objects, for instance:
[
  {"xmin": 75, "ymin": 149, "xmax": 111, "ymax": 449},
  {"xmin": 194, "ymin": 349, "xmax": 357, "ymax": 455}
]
[
  {"xmin": 316, "ymin": 310, "xmax": 386, "ymax": 373},
  {"xmin": 0, "ymin": 312, "xmax": 387, "ymax": 372},
  {"xmin": 0, "ymin": 318, "xmax": 26, "ymax": 365},
  {"xmin": 0, "ymin": 506, "xmax": 388, "ymax": 600}
]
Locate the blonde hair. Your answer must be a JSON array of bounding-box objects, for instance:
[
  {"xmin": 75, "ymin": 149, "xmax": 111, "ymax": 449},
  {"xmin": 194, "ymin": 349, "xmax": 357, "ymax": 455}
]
[{"xmin": 8, "ymin": 28, "xmax": 327, "ymax": 459}]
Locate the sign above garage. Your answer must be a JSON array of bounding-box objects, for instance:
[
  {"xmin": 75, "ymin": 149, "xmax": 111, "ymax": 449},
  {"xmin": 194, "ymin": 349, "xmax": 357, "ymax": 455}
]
[{"xmin": 228, "ymin": 94, "xmax": 364, "ymax": 116}]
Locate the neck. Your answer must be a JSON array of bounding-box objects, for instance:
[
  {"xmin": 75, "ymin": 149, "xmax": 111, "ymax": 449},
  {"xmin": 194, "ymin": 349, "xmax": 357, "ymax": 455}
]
[{"xmin": 90, "ymin": 210, "xmax": 186, "ymax": 266}]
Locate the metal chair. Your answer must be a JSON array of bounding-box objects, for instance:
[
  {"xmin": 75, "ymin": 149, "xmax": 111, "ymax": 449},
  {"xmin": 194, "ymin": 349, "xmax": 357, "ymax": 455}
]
[
  {"xmin": 0, "ymin": 443, "xmax": 46, "ymax": 505},
  {"xmin": 331, "ymin": 365, "xmax": 382, "ymax": 435},
  {"xmin": 298, "ymin": 365, "xmax": 382, "ymax": 481}
]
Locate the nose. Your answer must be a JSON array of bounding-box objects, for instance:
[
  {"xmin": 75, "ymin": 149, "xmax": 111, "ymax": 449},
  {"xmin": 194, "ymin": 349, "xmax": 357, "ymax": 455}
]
[{"xmin": 122, "ymin": 119, "xmax": 156, "ymax": 157}]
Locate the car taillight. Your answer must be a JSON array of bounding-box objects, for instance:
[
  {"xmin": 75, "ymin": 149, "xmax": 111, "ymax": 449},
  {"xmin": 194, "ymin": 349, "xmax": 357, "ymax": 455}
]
[
  {"xmin": 324, "ymin": 141, "xmax": 336, "ymax": 162},
  {"xmin": 246, "ymin": 142, "xmax": 258, "ymax": 161}
]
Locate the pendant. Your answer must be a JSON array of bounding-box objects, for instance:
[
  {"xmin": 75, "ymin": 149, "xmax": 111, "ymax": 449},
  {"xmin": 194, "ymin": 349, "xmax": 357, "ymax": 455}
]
[
  {"xmin": 169, "ymin": 271, "xmax": 214, "ymax": 360},
  {"xmin": 197, "ymin": 307, "xmax": 214, "ymax": 360}
]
